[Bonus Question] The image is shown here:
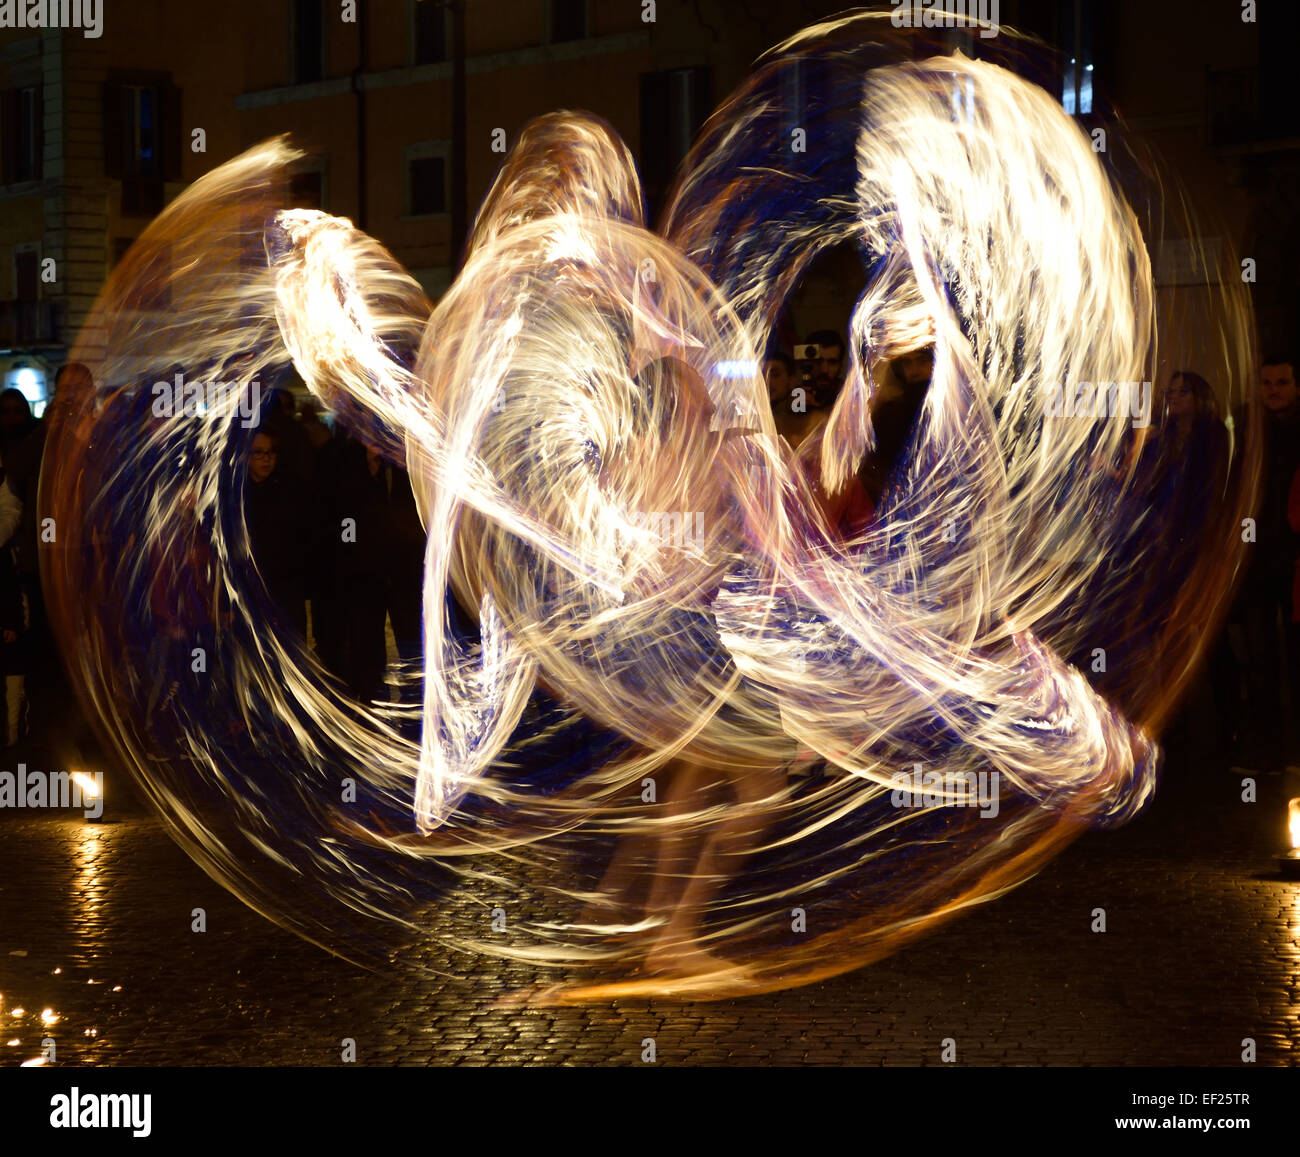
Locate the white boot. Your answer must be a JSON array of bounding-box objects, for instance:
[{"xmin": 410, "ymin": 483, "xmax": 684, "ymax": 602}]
[{"xmin": 5, "ymin": 674, "xmax": 23, "ymax": 746}]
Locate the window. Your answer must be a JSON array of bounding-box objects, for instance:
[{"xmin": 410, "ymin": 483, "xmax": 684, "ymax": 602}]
[
  {"xmin": 292, "ymin": 0, "xmax": 325, "ymax": 85},
  {"xmin": 1059, "ymin": 0, "xmax": 1095, "ymax": 116},
  {"xmin": 123, "ymin": 85, "xmax": 158, "ymax": 179},
  {"xmin": 409, "ymin": 156, "xmax": 446, "ymax": 215},
  {"xmin": 413, "ymin": 0, "xmax": 447, "ymax": 65},
  {"xmin": 14, "ymin": 245, "xmax": 40, "ymax": 302},
  {"xmin": 0, "ymin": 85, "xmax": 42, "ymax": 184},
  {"xmin": 120, "ymin": 84, "xmax": 161, "ymax": 215},
  {"xmin": 290, "ymin": 165, "xmax": 326, "ymax": 210},
  {"xmin": 1063, "ymin": 59, "xmax": 1094, "ymax": 115},
  {"xmin": 550, "ymin": 0, "xmax": 588, "ymax": 43},
  {"xmin": 103, "ymin": 73, "xmax": 181, "ymax": 216},
  {"xmin": 1259, "ymin": 4, "xmax": 1300, "ymax": 138},
  {"xmin": 407, "ymin": 143, "xmax": 450, "ymax": 216},
  {"xmin": 639, "ymin": 67, "xmax": 710, "ymax": 213}
]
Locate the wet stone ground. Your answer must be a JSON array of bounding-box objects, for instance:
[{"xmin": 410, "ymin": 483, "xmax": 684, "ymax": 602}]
[{"xmin": 0, "ymin": 722, "xmax": 1297, "ymax": 1067}]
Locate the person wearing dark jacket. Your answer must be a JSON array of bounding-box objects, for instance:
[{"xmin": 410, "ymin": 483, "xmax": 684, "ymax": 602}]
[
  {"xmin": 17, "ymin": 364, "xmax": 90, "ymax": 761},
  {"xmin": 320, "ymin": 434, "xmax": 425, "ymax": 704},
  {"xmin": 0, "ymin": 387, "xmax": 37, "ymax": 468},
  {"xmin": 309, "ymin": 428, "xmax": 349, "ymax": 678},
  {"xmin": 260, "ymin": 387, "xmax": 316, "ymax": 487},
  {"xmin": 244, "ymin": 427, "xmax": 313, "ymax": 638},
  {"xmin": 0, "ymin": 470, "xmax": 24, "ymax": 746},
  {"xmin": 1232, "ymin": 355, "xmax": 1300, "ymax": 773}
]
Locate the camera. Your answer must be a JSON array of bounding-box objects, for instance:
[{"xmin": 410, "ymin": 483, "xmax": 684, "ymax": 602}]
[{"xmin": 794, "ymin": 343, "xmax": 820, "ymax": 361}]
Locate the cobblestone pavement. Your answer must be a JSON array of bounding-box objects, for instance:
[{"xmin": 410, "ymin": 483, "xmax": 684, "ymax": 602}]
[{"xmin": 1, "ymin": 720, "xmax": 1298, "ymax": 1067}]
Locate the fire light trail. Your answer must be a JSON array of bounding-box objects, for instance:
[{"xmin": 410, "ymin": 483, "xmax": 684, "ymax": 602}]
[{"xmin": 40, "ymin": 12, "xmax": 1257, "ymax": 1001}]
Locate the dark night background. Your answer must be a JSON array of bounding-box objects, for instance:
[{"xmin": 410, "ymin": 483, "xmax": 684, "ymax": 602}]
[{"xmin": 0, "ymin": 0, "xmax": 1295, "ymax": 1104}]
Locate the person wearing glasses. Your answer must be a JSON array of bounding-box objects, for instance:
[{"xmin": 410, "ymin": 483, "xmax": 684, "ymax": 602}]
[{"xmin": 245, "ymin": 427, "xmax": 311, "ymax": 638}]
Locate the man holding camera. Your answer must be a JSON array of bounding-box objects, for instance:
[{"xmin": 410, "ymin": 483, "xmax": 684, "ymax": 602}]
[{"xmin": 800, "ymin": 330, "xmax": 847, "ymax": 409}]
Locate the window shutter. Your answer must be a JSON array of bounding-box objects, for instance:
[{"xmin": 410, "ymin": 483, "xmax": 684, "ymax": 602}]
[
  {"xmin": 32, "ymin": 85, "xmax": 43, "ymax": 180},
  {"xmin": 161, "ymin": 80, "xmax": 182, "ymax": 182},
  {"xmin": 1, "ymin": 89, "xmax": 19, "ymax": 185}
]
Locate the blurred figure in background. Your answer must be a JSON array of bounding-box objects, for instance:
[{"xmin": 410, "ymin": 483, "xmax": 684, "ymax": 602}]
[
  {"xmin": 18, "ymin": 363, "xmax": 92, "ymax": 765},
  {"xmin": 765, "ymin": 351, "xmax": 818, "ymax": 448},
  {"xmin": 244, "ymin": 427, "xmax": 312, "ymax": 638},
  {"xmin": 0, "ymin": 389, "xmax": 32, "ymax": 746},
  {"xmin": 259, "ymin": 386, "xmax": 315, "ymax": 487},
  {"xmin": 298, "ymin": 398, "xmax": 332, "ymax": 452},
  {"xmin": 803, "ymin": 330, "xmax": 846, "ymax": 410},
  {"xmin": 0, "ymin": 467, "xmax": 24, "ymax": 745},
  {"xmin": 859, "ymin": 346, "xmax": 934, "ymax": 507},
  {"xmin": 323, "ymin": 435, "xmax": 424, "ymax": 704},
  {"xmin": 1129, "ymin": 371, "xmax": 1233, "ymax": 766},
  {"xmin": 1140, "ymin": 371, "xmax": 1230, "ymax": 553},
  {"xmin": 0, "ymin": 388, "xmax": 37, "ymax": 469},
  {"xmin": 1232, "ymin": 354, "xmax": 1300, "ymax": 774}
]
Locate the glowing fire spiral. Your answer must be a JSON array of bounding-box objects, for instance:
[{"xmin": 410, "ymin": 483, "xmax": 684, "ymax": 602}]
[{"xmin": 41, "ymin": 13, "xmax": 1257, "ymax": 1000}]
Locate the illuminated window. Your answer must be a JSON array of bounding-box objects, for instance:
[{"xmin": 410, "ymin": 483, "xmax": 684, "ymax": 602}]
[{"xmin": 1059, "ymin": 0, "xmax": 1095, "ymax": 116}]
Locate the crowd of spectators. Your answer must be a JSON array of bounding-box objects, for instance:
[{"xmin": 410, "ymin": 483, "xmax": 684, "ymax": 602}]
[{"xmin": 0, "ymin": 346, "xmax": 1295, "ymax": 780}]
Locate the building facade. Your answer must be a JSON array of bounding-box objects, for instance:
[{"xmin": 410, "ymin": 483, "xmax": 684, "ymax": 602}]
[{"xmin": 0, "ymin": 1, "xmax": 1289, "ymax": 407}]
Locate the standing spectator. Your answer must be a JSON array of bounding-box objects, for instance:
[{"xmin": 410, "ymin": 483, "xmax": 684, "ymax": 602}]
[
  {"xmin": 329, "ymin": 436, "xmax": 425, "ymax": 704},
  {"xmin": 859, "ymin": 346, "xmax": 934, "ymax": 507},
  {"xmin": 1128, "ymin": 372, "xmax": 1233, "ymax": 762},
  {"xmin": 298, "ymin": 399, "xmax": 332, "ymax": 451},
  {"xmin": 803, "ymin": 329, "xmax": 846, "ymax": 410},
  {"xmin": 765, "ymin": 351, "xmax": 818, "ymax": 448},
  {"xmin": 0, "ymin": 472, "xmax": 23, "ymax": 745},
  {"xmin": 0, "ymin": 389, "xmax": 35, "ymax": 745},
  {"xmin": 309, "ymin": 425, "xmax": 349, "ymax": 679},
  {"xmin": 5, "ymin": 371, "xmax": 61, "ymax": 755},
  {"xmin": 0, "ymin": 387, "xmax": 37, "ymax": 469},
  {"xmin": 1282, "ymin": 445, "xmax": 1300, "ymax": 767},
  {"xmin": 1233, "ymin": 354, "xmax": 1300, "ymax": 773},
  {"xmin": 1140, "ymin": 371, "xmax": 1231, "ymax": 555},
  {"xmin": 244, "ymin": 427, "xmax": 312, "ymax": 638},
  {"xmin": 260, "ymin": 387, "xmax": 315, "ymax": 487}
]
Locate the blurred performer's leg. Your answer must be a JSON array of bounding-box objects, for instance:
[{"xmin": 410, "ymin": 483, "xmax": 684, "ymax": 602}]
[
  {"xmin": 643, "ymin": 759, "xmax": 783, "ymax": 974},
  {"xmin": 387, "ymin": 573, "xmax": 424, "ymax": 705}
]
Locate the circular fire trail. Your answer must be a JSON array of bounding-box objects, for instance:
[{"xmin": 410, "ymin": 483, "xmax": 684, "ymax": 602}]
[{"xmin": 42, "ymin": 13, "xmax": 1257, "ymax": 1000}]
